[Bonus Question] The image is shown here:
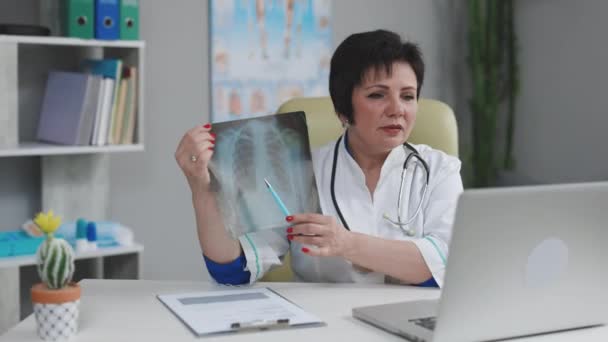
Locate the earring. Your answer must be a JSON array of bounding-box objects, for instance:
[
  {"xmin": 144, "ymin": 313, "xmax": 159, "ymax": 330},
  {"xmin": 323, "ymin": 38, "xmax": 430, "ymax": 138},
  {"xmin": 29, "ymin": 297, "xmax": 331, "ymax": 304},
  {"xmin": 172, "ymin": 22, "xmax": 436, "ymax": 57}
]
[{"xmin": 342, "ymin": 119, "xmax": 350, "ymax": 129}]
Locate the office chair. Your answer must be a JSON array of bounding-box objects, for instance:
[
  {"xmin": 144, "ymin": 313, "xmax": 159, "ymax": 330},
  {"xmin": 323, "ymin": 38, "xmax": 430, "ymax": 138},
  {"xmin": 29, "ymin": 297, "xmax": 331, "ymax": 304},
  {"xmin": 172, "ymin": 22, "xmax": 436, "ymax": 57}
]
[{"xmin": 261, "ymin": 96, "xmax": 459, "ymax": 282}]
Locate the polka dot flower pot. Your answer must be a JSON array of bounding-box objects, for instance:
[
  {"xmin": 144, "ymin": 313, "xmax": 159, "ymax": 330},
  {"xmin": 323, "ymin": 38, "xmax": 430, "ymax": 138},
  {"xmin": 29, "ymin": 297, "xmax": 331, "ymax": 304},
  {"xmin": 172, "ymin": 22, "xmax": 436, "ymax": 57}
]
[{"xmin": 31, "ymin": 283, "xmax": 81, "ymax": 341}]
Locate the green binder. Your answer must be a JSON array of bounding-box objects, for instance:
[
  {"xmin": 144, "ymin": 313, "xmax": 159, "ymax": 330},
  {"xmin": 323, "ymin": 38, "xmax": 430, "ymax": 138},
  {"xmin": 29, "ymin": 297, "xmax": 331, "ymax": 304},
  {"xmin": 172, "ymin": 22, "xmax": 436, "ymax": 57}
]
[
  {"xmin": 62, "ymin": 0, "xmax": 94, "ymax": 39},
  {"xmin": 120, "ymin": 0, "xmax": 139, "ymax": 40}
]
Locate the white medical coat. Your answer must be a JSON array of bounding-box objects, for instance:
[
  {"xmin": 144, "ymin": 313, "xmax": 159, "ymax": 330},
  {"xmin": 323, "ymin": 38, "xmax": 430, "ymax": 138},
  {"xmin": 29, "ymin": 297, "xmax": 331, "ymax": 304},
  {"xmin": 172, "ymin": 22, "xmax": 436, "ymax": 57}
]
[{"xmin": 239, "ymin": 136, "xmax": 463, "ymax": 287}]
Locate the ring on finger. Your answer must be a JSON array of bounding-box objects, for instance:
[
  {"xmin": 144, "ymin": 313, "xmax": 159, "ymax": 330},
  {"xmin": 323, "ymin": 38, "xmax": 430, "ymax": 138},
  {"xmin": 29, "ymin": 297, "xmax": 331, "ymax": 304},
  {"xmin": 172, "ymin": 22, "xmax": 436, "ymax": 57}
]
[{"xmin": 190, "ymin": 154, "xmax": 198, "ymax": 163}]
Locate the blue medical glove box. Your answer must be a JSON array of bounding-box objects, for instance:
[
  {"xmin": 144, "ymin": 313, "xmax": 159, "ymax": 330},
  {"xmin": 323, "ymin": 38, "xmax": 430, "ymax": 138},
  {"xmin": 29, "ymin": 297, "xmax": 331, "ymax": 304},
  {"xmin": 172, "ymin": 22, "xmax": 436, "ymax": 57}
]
[{"xmin": 0, "ymin": 231, "xmax": 45, "ymax": 257}]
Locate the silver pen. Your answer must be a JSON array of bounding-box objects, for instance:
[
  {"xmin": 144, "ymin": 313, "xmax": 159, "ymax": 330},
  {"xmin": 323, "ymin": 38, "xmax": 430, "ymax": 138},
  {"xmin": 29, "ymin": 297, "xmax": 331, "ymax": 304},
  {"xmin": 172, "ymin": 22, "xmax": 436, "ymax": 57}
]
[{"xmin": 230, "ymin": 318, "xmax": 290, "ymax": 331}]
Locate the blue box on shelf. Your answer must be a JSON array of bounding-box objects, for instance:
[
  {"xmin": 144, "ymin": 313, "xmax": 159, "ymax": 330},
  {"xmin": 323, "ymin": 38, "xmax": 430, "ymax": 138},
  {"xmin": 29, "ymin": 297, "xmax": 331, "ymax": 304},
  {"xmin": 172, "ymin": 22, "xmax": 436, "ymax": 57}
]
[{"xmin": 0, "ymin": 231, "xmax": 45, "ymax": 258}]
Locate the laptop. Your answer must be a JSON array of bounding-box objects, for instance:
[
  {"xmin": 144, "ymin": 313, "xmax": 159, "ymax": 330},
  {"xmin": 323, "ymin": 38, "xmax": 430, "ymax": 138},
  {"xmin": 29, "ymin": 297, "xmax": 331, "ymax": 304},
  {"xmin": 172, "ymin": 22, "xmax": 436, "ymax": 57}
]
[{"xmin": 353, "ymin": 182, "xmax": 608, "ymax": 342}]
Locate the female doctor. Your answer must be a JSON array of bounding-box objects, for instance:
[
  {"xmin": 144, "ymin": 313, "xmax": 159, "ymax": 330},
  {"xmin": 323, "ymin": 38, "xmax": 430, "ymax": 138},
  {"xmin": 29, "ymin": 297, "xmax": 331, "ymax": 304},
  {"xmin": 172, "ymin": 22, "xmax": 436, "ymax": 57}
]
[{"xmin": 175, "ymin": 30, "xmax": 463, "ymax": 287}]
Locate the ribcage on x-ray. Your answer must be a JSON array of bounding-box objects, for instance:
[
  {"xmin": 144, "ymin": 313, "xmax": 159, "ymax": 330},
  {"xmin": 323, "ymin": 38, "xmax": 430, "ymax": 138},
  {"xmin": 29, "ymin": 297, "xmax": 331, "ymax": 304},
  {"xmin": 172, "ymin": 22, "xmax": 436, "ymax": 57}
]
[
  {"xmin": 264, "ymin": 127, "xmax": 291, "ymax": 191},
  {"xmin": 212, "ymin": 116, "xmax": 319, "ymax": 236},
  {"xmin": 233, "ymin": 125, "xmax": 256, "ymax": 191}
]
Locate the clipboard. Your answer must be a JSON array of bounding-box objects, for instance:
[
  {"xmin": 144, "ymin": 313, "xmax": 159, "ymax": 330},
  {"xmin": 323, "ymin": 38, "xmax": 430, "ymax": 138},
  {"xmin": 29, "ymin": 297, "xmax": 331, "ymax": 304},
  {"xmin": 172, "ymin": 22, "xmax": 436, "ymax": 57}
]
[{"xmin": 157, "ymin": 287, "xmax": 325, "ymax": 336}]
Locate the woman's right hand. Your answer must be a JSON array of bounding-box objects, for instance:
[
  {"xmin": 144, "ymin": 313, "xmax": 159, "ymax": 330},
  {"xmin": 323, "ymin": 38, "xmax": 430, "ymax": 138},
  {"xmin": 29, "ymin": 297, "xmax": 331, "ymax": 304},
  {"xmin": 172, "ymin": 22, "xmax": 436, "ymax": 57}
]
[{"xmin": 175, "ymin": 123, "xmax": 216, "ymax": 193}]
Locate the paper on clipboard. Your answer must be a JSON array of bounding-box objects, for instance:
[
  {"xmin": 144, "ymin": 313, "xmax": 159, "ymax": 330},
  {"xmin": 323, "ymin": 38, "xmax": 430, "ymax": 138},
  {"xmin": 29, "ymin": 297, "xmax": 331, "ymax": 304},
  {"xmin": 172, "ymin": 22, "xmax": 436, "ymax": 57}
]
[{"xmin": 157, "ymin": 287, "xmax": 324, "ymax": 336}]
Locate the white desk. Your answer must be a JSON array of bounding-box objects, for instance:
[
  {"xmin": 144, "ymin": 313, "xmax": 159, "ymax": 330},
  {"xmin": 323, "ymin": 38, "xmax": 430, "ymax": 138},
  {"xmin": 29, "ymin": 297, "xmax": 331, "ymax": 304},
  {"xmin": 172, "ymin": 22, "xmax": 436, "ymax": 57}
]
[{"xmin": 1, "ymin": 279, "xmax": 607, "ymax": 341}]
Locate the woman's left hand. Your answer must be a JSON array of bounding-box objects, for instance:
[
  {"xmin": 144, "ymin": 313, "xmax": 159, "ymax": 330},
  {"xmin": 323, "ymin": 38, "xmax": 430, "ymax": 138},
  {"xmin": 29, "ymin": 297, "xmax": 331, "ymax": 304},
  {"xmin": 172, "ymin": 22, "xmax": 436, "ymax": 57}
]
[{"xmin": 286, "ymin": 213, "xmax": 352, "ymax": 257}]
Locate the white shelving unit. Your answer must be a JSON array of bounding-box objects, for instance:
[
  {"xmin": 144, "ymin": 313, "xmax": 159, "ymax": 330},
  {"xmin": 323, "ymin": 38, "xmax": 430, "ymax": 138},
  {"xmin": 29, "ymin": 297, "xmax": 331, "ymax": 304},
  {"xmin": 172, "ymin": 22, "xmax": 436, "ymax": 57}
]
[
  {"xmin": 0, "ymin": 34, "xmax": 146, "ymax": 153},
  {"xmin": 0, "ymin": 35, "xmax": 145, "ymax": 48},
  {"xmin": 0, "ymin": 33, "xmax": 146, "ymax": 217},
  {"xmin": 0, "ymin": 141, "xmax": 144, "ymax": 157},
  {"xmin": 0, "ymin": 244, "xmax": 143, "ymax": 269},
  {"xmin": 0, "ymin": 35, "xmax": 145, "ymax": 334}
]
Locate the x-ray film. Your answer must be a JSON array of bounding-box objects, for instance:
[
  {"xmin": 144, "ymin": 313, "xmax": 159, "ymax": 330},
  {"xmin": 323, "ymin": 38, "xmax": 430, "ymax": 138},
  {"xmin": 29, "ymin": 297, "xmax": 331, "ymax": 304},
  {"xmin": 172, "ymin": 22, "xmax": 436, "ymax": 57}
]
[{"xmin": 209, "ymin": 111, "xmax": 321, "ymax": 237}]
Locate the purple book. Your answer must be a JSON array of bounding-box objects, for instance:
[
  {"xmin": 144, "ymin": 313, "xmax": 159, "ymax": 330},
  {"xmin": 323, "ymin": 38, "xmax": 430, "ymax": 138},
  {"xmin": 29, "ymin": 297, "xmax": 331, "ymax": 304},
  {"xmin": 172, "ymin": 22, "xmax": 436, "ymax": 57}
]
[{"xmin": 37, "ymin": 71, "xmax": 93, "ymax": 145}]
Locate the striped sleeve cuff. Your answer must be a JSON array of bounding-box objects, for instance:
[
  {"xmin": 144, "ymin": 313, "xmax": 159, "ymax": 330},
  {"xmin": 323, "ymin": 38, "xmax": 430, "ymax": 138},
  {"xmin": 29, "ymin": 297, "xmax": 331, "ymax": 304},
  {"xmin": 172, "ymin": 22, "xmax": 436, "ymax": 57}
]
[
  {"xmin": 238, "ymin": 231, "xmax": 285, "ymax": 283},
  {"xmin": 412, "ymin": 236, "xmax": 448, "ymax": 288}
]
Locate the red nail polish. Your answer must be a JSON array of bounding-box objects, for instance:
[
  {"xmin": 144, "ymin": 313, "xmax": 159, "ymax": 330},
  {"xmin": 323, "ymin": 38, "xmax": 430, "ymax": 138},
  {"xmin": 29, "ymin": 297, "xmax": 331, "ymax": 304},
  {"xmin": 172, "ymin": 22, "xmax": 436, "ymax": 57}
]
[
  {"xmin": 302, "ymin": 247, "xmax": 310, "ymax": 253},
  {"xmin": 203, "ymin": 123, "xmax": 211, "ymax": 129},
  {"xmin": 208, "ymin": 147, "xmax": 214, "ymax": 151},
  {"xmin": 287, "ymin": 235, "xmax": 294, "ymax": 241},
  {"xmin": 286, "ymin": 216, "xmax": 294, "ymax": 222},
  {"xmin": 287, "ymin": 227, "xmax": 293, "ymax": 233},
  {"xmin": 209, "ymin": 139, "xmax": 216, "ymax": 144},
  {"xmin": 210, "ymin": 133, "xmax": 217, "ymax": 138}
]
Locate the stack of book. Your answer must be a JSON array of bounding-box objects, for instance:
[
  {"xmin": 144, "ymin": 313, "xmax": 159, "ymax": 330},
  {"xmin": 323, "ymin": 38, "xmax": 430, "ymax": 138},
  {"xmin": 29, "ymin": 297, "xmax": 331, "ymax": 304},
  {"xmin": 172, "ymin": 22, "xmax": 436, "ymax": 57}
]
[{"xmin": 36, "ymin": 58, "xmax": 138, "ymax": 146}]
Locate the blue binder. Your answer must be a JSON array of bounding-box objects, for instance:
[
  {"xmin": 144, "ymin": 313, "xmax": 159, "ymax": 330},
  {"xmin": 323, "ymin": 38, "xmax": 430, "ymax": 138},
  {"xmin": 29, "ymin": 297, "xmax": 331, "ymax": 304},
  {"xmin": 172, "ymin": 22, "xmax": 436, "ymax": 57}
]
[{"xmin": 95, "ymin": 0, "xmax": 120, "ymax": 40}]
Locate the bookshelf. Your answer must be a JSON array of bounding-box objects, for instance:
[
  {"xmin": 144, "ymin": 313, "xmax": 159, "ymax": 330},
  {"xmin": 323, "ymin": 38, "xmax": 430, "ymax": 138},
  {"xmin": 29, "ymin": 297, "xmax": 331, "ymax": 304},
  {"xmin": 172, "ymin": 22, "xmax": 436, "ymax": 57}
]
[
  {"xmin": 0, "ymin": 141, "xmax": 143, "ymax": 157},
  {"xmin": 0, "ymin": 35, "xmax": 145, "ymax": 334},
  {"xmin": 0, "ymin": 35, "xmax": 146, "ymax": 151},
  {"xmin": 0, "ymin": 34, "xmax": 145, "ymax": 214},
  {"xmin": 0, "ymin": 243, "xmax": 143, "ymax": 269},
  {"xmin": 0, "ymin": 35, "xmax": 145, "ymax": 48}
]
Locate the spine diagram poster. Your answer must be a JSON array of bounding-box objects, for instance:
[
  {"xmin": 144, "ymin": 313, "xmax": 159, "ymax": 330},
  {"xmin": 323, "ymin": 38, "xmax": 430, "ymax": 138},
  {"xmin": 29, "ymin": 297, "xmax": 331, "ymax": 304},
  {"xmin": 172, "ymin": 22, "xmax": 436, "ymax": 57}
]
[{"xmin": 210, "ymin": 0, "xmax": 332, "ymax": 122}]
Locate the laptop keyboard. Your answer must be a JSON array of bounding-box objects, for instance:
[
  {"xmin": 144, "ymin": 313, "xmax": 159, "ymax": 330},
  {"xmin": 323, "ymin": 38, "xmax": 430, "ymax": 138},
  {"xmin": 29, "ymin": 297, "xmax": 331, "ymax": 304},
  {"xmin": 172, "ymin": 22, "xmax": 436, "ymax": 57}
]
[{"xmin": 409, "ymin": 316, "xmax": 437, "ymax": 331}]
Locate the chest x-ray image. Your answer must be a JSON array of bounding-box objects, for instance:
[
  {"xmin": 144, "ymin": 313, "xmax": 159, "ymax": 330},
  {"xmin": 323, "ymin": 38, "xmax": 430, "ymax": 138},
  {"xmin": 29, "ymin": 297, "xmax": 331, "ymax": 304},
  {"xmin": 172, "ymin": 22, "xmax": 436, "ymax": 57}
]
[{"xmin": 209, "ymin": 111, "xmax": 321, "ymax": 237}]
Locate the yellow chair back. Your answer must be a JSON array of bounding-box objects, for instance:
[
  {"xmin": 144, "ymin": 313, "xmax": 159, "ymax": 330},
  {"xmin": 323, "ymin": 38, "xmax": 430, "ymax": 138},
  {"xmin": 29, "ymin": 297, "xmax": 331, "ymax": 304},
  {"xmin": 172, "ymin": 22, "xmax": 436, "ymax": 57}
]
[{"xmin": 277, "ymin": 96, "xmax": 458, "ymax": 155}]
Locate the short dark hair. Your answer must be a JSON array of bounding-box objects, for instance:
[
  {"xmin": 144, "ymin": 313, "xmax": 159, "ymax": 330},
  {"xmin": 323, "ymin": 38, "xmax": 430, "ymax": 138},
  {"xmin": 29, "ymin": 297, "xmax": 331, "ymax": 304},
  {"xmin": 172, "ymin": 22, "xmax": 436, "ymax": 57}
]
[{"xmin": 329, "ymin": 29, "xmax": 425, "ymax": 123}]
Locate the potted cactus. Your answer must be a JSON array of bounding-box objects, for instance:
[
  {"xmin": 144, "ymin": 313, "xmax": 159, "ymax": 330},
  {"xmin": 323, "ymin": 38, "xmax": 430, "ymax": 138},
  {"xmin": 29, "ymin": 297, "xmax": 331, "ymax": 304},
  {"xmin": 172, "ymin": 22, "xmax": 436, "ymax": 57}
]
[{"xmin": 30, "ymin": 210, "xmax": 80, "ymax": 341}]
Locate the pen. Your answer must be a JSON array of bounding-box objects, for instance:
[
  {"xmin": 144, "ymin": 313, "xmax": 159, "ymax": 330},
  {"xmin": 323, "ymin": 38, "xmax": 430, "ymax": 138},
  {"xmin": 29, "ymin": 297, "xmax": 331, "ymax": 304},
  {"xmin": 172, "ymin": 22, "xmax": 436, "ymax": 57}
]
[
  {"xmin": 264, "ymin": 179, "xmax": 318, "ymax": 237},
  {"xmin": 264, "ymin": 178, "xmax": 291, "ymax": 216},
  {"xmin": 230, "ymin": 318, "xmax": 290, "ymax": 331}
]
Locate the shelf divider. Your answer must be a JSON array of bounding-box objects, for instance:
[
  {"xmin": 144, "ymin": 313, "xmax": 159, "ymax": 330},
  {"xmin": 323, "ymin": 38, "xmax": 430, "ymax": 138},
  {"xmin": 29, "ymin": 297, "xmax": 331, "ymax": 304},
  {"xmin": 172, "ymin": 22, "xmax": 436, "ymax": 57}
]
[
  {"xmin": 0, "ymin": 42, "xmax": 18, "ymax": 149},
  {"xmin": 0, "ymin": 35, "xmax": 145, "ymax": 49},
  {"xmin": 0, "ymin": 267, "xmax": 19, "ymax": 333}
]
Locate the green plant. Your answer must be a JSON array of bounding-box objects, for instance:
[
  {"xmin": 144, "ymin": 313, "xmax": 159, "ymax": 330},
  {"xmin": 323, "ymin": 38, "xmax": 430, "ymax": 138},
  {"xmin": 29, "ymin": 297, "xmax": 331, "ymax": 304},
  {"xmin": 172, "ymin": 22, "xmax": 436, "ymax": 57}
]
[
  {"xmin": 468, "ymin": 0, "xmax": 520, "ymax": 187},
  {"xmin": 34, "ymin": 210, "xmax": 75, "ymax": 289}
]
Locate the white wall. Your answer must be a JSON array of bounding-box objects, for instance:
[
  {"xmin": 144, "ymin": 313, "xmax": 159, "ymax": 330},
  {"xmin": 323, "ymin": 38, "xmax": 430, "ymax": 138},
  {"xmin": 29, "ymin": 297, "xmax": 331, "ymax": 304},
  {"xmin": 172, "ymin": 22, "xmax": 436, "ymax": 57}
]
[
  {"xmin": 107, "ymin": 0, "xmax": 464, "ymax": 281},
  {"xmin": 108, "ymin": 0, "xmax": 210, "ymax": 281},
  {"xmin": 511, "ymin": 0, "xmax": 608, "ymax": 183}
]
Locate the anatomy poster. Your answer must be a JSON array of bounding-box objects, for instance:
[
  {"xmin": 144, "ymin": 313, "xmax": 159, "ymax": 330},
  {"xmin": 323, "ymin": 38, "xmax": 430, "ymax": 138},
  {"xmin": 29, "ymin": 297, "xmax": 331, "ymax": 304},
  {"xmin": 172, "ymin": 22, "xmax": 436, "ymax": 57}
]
[
  {"xmin": 208, "ymin": 111, "xmax": 321, "ymax": 236},
  {"xmin": 210, "ymin": 0, "xmax": 332, "ymax": 122}
]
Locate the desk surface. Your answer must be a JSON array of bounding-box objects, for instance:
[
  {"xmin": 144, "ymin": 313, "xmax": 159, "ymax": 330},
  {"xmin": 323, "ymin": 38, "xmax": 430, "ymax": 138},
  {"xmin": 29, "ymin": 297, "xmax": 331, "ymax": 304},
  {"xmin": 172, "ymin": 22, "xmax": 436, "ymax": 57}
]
[{"xmin": 1, "ymin": 279, "xmax": 607, "ymax": 341}]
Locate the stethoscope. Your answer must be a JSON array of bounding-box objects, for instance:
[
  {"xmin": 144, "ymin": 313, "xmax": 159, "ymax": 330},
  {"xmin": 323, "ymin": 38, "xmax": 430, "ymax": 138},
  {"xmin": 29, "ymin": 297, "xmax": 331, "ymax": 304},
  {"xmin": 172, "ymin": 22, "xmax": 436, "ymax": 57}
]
[{"xmin": 330, "ymin": 135, "xmax": 430, "ymax": 237}]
